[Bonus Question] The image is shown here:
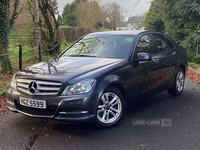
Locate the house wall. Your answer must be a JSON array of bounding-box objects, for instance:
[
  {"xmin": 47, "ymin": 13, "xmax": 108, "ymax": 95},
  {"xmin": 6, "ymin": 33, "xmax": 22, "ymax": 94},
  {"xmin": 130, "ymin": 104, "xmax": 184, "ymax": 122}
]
[
  {"xmin": 127, "ymin": 23, "xmax": 131, "ymax": 30},
  {"xmin": 116, "ymin": 26, "xmax": 127, "ymax": 31}
]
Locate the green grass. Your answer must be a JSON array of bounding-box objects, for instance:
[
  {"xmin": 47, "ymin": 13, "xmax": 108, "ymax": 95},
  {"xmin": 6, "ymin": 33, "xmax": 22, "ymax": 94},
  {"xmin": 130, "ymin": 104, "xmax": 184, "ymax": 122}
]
[
  {"xmin": 8, "ymin": 42, "xmax": 73, "ymax": 66},
  {"xmin": 189, "ymin": 63, "xmax": 200, "ymax": 71},
  {"xmin": 60, "ymin": 42, "xmax": 72, "ymax": 52},
  {"xmin": 0, "ymin": 80, "xmax": 11, "ymax": 95},
  {"xmin": 59, "ymin": 25, "xmax": 69, "ymax": 28},
  {"xmin": 0, "ymin": 41, "xmax": 73, "ymax": 94}
]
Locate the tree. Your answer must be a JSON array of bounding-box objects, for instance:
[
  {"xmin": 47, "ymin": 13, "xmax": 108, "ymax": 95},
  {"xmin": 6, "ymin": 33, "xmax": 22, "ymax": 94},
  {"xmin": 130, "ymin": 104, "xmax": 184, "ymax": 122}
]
[
  {"xmin": 33, "ymin": 0, "xmax": 41, "ymax": 58},
  {"xmin": 145, "ymin": 0, "xmax": 165, "ymax": 32},
  {"xmin": 162, "ymin": 0, "xmax": 200, "ymax": 63},
  {"xmin": 75, "ymin": 0, "xmax": 103, "ymax": 29},
  {"xmin": 95, "ymin": 22, "xmax": 102, "ymax": 30},
  {"xmin": 103, "ymin": 21, "xmax": 111, "ymax": 29},
  {"xmin": 58, "ymin": 15, "xmax": 62, "ymax": 25},
  {"xmin": 0, "ymin": 0, "xmax": 20, "ymax": 72},
  {"xmin": 103, "ymin": 2, "xmax": 127, "ymax": 30},
  {"xmin": 74, "ymin": 0, "xmax": 87, "ymax": 3},
  {"xmin": 38, "ymin": 0, "xmax": 60, "ymax": 54},
  {"xmin": 62, "ymin": 2, "xmax": 78, "ymax": 27}
]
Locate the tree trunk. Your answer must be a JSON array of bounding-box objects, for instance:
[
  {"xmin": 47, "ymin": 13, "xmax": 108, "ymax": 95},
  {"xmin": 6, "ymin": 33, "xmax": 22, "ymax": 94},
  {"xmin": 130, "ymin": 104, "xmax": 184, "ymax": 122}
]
[
  {"xmin": 0, "ymin": 0, "xmax": 13, "ymax": 72},
  {"xmin": 38, "ymin": 0, "xmax": 60, "ymax": 54},
  {"xmin": 0, "ymin": 39, "xmax": 12, "ymax": 72},
  {"xmin": 33, "ymin": 0, "xmax": 41, "ymax": 58}
]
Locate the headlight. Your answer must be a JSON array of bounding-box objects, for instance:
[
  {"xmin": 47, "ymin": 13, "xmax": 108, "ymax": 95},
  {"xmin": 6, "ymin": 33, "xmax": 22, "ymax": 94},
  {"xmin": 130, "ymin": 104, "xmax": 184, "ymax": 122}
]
[
  {"xmin": 62, "ymin": 79, "xmax": 96, "ymax": 95},
  {"xmin": 10, "ymin": 73, "xmax": 17, "ymax": 88}
]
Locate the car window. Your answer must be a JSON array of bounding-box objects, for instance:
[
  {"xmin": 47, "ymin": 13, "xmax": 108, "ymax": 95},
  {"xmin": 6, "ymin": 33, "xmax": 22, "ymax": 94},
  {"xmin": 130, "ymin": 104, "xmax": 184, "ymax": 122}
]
[
  {"xmin": 152, "ymin": 34, "xmax": 168, "ymax": 52},
  {"xmin": 62, "ymin": 35, "xmax": 135, "ymax": 59},
  {"xmin": 125, "ymin": 37, "xmax": 134, "ymax": 42},
  {"xmin": 166, "ymin": 38, "xmax": 175, "ymax": 49},
  {"xmin": 136, "ymin": 34, "xmax": 154, "ymax": 54}
]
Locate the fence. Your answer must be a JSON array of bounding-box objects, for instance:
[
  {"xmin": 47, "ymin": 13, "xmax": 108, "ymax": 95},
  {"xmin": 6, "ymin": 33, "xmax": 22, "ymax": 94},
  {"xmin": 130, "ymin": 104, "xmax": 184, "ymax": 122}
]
[
  {"xmin": 0, "ymin": 26, "xmax": 93, "ymax": 95},
  {"xmin": 0, "ymin": 42, "xmax": 61, "ymax": 96}
]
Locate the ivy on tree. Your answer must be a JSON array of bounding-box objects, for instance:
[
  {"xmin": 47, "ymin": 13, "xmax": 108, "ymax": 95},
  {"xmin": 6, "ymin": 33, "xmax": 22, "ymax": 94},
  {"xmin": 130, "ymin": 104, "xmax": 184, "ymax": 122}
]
[{"xmin": 0, "ymin": 0, "xmax": 20, "ymax": 72}]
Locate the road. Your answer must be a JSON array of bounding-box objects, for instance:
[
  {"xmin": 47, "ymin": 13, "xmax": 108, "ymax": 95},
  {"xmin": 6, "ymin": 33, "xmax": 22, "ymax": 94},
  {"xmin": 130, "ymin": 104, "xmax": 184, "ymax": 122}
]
[{"xmin": 0, "ymin": 77, "xmax": 200, "ymax": 150}]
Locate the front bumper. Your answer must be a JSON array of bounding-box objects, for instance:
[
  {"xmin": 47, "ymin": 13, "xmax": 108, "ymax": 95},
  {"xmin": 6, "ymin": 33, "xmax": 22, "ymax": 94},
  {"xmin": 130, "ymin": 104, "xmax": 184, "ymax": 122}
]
[{"xmin": 6, "ymin": 85, "xmax": 98, "ymax": 122}]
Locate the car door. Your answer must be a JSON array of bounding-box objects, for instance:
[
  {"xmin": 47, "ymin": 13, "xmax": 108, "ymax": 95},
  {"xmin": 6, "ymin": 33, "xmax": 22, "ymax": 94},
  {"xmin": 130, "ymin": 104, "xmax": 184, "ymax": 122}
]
[
  {"xmin": 151, "ymin": 33, "xmax": 178, "ymax": 90},
  {"xmin": 127, "ymin": 34, "xmax": 163, "ymax": 101}
]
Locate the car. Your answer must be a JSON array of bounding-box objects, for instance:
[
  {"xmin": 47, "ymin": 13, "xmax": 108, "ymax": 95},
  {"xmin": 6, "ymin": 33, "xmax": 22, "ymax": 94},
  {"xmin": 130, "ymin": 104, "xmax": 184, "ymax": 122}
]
[{"xmin": 6, "ymin": 30, "xmax": 188, "ymax": 128}]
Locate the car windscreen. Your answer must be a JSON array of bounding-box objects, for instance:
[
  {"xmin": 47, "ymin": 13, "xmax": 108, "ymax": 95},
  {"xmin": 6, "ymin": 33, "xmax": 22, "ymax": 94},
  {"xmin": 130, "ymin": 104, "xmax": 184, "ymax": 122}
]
[{"xmin": 62, "ymin": 35, "xmax": 135, "ymax": 59}]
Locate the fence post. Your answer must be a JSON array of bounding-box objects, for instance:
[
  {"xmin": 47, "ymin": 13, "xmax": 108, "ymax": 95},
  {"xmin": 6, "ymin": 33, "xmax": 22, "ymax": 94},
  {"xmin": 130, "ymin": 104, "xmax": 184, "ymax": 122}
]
[
  {"xmin": 39, "ymin": 43, "xmax": 41, "ymax": 62},
  {"xmin": 58, "ymin": 42, "xmax": 60, "ymax": 55},
  {"xmin": 19, "ymin": 45, "xmax": 22, "ymax": 70}
]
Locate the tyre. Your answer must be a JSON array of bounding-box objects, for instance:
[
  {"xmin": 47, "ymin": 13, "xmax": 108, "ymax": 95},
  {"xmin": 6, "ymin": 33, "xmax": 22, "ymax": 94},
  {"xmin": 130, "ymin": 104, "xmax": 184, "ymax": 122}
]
[
  {"xmin": 94, "ymin": 87, "xmax": 124, "ymax": 128},
  {"xmin": 168, "ymin": 68, "xmax": 185, "ymax": 96}
]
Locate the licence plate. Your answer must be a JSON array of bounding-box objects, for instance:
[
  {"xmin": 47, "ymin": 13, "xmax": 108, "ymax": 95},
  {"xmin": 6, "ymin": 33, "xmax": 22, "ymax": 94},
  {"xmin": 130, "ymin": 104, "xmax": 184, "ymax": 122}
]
[{"xmin": 20, "ymin": 97, "xmax": 46, "ymax": 109}]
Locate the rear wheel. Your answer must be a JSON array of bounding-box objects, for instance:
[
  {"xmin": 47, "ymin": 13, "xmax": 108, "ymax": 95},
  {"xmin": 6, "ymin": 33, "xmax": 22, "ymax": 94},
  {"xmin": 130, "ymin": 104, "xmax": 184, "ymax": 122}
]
[
  {"xmin": 94, "ymin": 87, "xmax": 124, "ymax": 128},
  {"xmin": 168, "ymin": 68, "xmax": 185, "ymax": 96}
]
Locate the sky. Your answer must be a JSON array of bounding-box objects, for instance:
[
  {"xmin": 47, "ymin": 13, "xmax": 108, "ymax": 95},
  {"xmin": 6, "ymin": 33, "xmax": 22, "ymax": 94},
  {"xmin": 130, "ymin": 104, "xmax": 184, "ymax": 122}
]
[{"xmin": 56, "ymin": 0, "xmax": 151, "ymax": 21}]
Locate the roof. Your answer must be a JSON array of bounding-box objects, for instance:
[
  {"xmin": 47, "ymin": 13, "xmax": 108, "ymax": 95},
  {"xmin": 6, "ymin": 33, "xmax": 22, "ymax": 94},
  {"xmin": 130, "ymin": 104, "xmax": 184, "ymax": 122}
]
[
  {"xmin": 127, "ymin": 16, "xmax": 146, "ymax": 23},
  {"xmin": 88, "ymin": 30, "xmax": 146, "ymax": 36},
  {"xmin": 116, "ymin": 22, "xmax": 128, "ymax": 27},
  {"xmin": 116, "ymin": 16, "xmax": 146, "ymax": 27}
]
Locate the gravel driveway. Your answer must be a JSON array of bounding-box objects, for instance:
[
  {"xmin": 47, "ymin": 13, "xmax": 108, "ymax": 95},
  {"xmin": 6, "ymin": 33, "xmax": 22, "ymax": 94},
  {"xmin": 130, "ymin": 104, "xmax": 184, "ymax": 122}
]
[{"xmin": 0, "ymin": 77, "xmax": 200, "ymax": 150}]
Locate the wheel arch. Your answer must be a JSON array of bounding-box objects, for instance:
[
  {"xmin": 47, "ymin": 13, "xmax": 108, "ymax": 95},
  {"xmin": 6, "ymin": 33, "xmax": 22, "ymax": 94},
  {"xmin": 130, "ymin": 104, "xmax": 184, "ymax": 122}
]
[
  {"xmin": 179, "ymin": 65, "xmax": 186, "ymax": 75},
  {"xmin": 106, "ymin": 83, "xmax": 126, "ymax": 98},
  {"xmin": 97, "ymin": 75, "xmax": 126, "ymax": 100}
]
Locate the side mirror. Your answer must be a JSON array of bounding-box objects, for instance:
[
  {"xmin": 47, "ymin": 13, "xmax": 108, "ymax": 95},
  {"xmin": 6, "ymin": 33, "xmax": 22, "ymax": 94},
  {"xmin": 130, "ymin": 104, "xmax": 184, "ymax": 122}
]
[{"xmin": 137, "ymin": 52, "xmax": 152, "ymax": 61}]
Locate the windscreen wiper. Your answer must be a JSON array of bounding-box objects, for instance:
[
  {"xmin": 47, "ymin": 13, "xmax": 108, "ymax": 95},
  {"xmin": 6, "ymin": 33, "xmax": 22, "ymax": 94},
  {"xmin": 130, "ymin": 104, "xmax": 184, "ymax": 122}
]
[{"xmin": 68, "ymin": 55, "xmax": 96, "ymax": 57}]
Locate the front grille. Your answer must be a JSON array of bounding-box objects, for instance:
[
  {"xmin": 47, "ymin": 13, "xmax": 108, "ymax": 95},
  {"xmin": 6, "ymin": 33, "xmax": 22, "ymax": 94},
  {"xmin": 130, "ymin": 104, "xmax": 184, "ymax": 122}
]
[
  {"xmin": 16, "ymin": 102, "xmax": 56, "ymax": 117},
  {"xmin": 17, "ymin": 78, "xmax": 62, "ymax": 95}
]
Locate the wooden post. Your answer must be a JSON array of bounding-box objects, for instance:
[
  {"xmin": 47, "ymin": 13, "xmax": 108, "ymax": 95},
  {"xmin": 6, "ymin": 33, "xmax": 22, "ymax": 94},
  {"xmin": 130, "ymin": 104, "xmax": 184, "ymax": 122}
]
[
  {"xmin": 19, "ymin": 45, "xmax": 22, "ymax": 70},
  {"xmin": 39, "ymin": 43, "xmax": 41, "ymax": 62}
]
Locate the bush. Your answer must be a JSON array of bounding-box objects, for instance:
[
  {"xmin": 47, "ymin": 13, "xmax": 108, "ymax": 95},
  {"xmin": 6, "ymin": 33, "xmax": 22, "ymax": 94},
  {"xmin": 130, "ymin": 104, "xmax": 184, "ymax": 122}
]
[{"xmin": 59, "ymin": 27, "xmax": 92, "ymax": 43}]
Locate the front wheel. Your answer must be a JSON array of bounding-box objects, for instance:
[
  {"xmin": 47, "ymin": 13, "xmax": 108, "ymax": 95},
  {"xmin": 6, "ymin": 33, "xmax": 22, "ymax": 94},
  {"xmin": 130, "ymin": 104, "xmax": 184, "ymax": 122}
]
[
  {"xmin": 168, "ymin": 68, "xmax": 185, "ymax": 96},
  {"xmin": 94, "ymin": 87, "xmax": 124, "ymax": 128}
]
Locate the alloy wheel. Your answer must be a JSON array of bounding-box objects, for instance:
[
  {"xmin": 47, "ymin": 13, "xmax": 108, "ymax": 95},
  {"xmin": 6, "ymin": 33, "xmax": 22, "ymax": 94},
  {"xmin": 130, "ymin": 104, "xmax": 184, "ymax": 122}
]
[
  {"xmin": 176, "ymin": 71, "xmax": 184, "ymax": 92},
  {"xmin": 97, "ymin": 92, "xmax": 122, "ymax": 124}
]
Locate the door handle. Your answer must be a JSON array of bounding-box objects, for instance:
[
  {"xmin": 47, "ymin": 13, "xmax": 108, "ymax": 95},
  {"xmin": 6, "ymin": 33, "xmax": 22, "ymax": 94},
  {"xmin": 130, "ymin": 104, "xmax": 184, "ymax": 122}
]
[
  {"xmin": 172, "ymin": 51, "xmax": 176, "ymax": 56},
  {"xmin": 153, "ymin": 59, "xmax": 159, "ymax": 64}
]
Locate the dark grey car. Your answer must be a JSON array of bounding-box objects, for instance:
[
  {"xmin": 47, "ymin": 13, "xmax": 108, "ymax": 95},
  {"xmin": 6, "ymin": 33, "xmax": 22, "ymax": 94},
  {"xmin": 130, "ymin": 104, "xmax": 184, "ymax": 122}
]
[{"xmin": 6, "ymin": 30, "xmax": 188, "ymax": 128}]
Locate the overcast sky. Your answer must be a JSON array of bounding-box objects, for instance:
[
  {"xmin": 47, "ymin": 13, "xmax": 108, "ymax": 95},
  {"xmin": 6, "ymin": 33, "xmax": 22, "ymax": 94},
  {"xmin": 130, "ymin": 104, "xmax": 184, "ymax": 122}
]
[{"xmin": 57, "ymin": 0, "xmax": 151, "ymax": 20}]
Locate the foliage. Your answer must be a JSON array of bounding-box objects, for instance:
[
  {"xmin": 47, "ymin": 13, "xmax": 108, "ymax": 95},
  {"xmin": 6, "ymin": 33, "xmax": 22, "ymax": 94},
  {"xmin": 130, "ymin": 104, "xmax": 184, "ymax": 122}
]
[
  {"xmin": 103, "ymin": 2, "xmax": 126, "ymax": 30},
  {"xmin": 59, "ymin": 27, "xmax": 92, "ymax": 43},
  {"xmin": 95, "ymin": 22, "xmax": 103, "ymax": 29},
  {"xmin": 103, "ymin": 21, "xmax": 111, "ymax": 29},
  {"xmin": 145, "ymin": 0, "xmax": 165, "ymax": 32},
  {"xmin": 74, "ymin": 0, "xmax": 87, "ymax": 3},
  {"xmin": 162, "ymin": 0, "xmax": 200, "ymax": 63},
  {"xmin": 189, "ymin": 62, "xmax": 200, "ymax": 71},
  {"xmin": 133, "ymin": 19, "xmax": 145, "ymax": 30},
  {"xmin": 62, "ymin": 2, "xmax": 78, "ymax": 27},
  {"xmin": 58, "ymin": 15, "xmax": 62, "ymax": 25},
  {"xmin": 0, "ymin": 0, "xmax": 20, "ymax": 72},
  {"xmin": 75, "ymin": 0, "xmax": 103, "ymax": 29}
]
